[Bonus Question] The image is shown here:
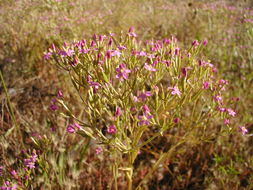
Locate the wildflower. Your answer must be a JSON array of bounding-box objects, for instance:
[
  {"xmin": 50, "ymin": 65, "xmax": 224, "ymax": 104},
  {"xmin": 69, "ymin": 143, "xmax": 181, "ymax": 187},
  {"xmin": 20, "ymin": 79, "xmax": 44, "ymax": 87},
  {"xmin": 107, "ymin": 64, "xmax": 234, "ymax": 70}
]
[
  {"xmin": 58, "ymin": 49, "xmax": 74, "ymax": 57},
  {"xmin": 174, "ymin": 48, "xmax": 180, "ymax": 56},
  {"xmin": 144, "ymin": 63, "xmax": 156, "ymax": 72},
  {"xmin": 49, "ymin": 104, "xmax": 58, "ymax": 111},
  {"xmin": 138, "ymin": 112, "xmax": 153, "ymax": 126},
  {"xmin": 115, "ymin": 107, "xmax": 122, "ymax": 117},
  {"xmin": 66, "ymin": 123, "xmax": 80, "ymax": 133},
  {"xmin": 224, "ymin": 119, "xmax": 230, "ymax": 125},
  {"xmin": 142, "ymin": 105, "xmax": 150, "ymax": 113},
  {"xmin": 79, "ymin": 48, "xmax": 90, "ymax": 54},
  {"xmin": 110, "ymin": 50, "xmax": 121, "ymax": 57},
  {"xmin": 239, "ymin": 126, "xmax": 248, "ymax": 135},
  {"xmin": 107, "ymin": 125, "xmax": 117, "ymax": 134},
  {"xmin": 137, "ymin": 91, "xmax": 152, "ymax": 101},
  {"xmin": 108, "ymin": 38, "xmax": 113, "ymax": 46},
  {"xmin": 227, "ymin": 108, "xmax": 236, "ymax": 117},
  {"xmin": 213, "ymin": 95, "xmax": 222, "ymax": 103},
  {"xmin": 10, "ymin": 170, "xmax": 17, "ymax": 178},
  {"xmin": 181, "ymin": 67, "xmax": 192, "ymax": 76},
  {"xmin": 218, "ymin": 79, "xmax": 228, "ymax": 86},
  {"xmin": 99, "ymin": 35, "xmax": 106, "ymax": 42},
  {"xmin": 24, "ymin": 152, "xmax": 37, "ymax": 169},
  {"xmin": 43, "ymin": 52, "xmax": 52, "ymax": 60},
  {"xmin": 163, "ymin": 60, "xmax": 170, "ymax": 66},
  {"xmin": 90, "ymin": 40, "xmax": 96, "ymax": 47},
  {"xmin": 168, "ymin": 86, "xmax": 181, "ymax": 96},
  {"xmin": 95, "ymin": 147, "xmax": 103, "ymax": 155},
  {"xmin": 138, "ymin": 51, "xmax": 147, "ymax": 57},
  {"xmin": 203, "ymin": 81, "xmax": 209, "ymax": 89},
  {"xmin": 115, "ymin": 63, "xmax": 131, "ymax": 81},
  {"xmin": 174, "ymin": 118, "xmax": 180, "ymax": 124},
  {"xmin": 192, "ymin": 40, "xmax": 199, "ymax": 46},
  {"xmin": 128, "ymin": 29, "xmax": 137, "ymax": 37},
  {"xmin": 87, "ymin": 75, "xmax": 100, "ymax": 93},
  {"xmin": 57, "ymin": 89, "xmax": 63, "ymax": 98},
  {"xmin": 217, "ymin": 106, "xmax": 226, "ymax": 112},
  {"xmin": 118, "ymin": 45, "xmax": 127, "ymax": 50}
]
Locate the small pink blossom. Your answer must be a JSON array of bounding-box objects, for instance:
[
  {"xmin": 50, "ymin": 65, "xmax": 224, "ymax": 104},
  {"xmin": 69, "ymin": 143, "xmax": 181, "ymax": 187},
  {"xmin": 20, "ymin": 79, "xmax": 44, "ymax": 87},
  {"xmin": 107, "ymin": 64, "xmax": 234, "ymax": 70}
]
[
  {"xmin": 181, "ymin": 67, "xmax": 192, "ymax": 76},
  {"xmin": 239, "ymin": 126, "xmax": 248, "ymax": 135},
  {"xmin": 138, "ymin": 113, "xmax": 153, "ymax": 126},
  {"xmin": 174, "ymin": 48, "xmax": 180, "ymax": 56},
  {"xmin": 43, "ymin": 52, "xmax": 52, "ymax": 60},
  {"xmin": 202, "ymin": 39, "xmax": 208, "ymax": 46},
  {"xmin": 224, "ymin": 119, "xmax": 230, "ymax": 125},
  {"xmin": 168, "ymin": 86, "xmax": 181, "ymax": 96},
  {"xmin": 213, "ymin": 95, "xmax": 222, "ymax": 103},
  {"xmin": 49, "ymin": 104, "xmax": 58, "ymax": 111},
  {"xmin": 66, "ymin": 123, "xmax": 81, "ymax": 134},
  {"xmin": 137, "ymin": 91, "xmax": 152, "ymax": 101},
  {"xmin": 174, "ymin": 118, "xmax": 180, "ymax": 124},
  {"xmin": 217, "ymin": 107, "xmax": 226, "ymax": 112},
  {"xmin": 95, "ymin": 147, "xmax": 103, "ymax": 155},
  {"xmin": 227, "ymin": 108, "xmax": 236, "ymax": 117},
  {"xmin": 118, "ymin": 45, "xmax": 127, "ymax": 50},
  {"xmin": 107, "ymin": 125, "xmax": 117, "ymax": 134},
  {"xmin": 203, "ymin": 81, "xmax": 209, "ymax": 89},
  {"xmin": 11, "ymin": 170, "xmax": 17, "ymax": 177},
  {"xmin": 144, "ymin": 63, "xmax": 156, "ymax": 72},
  {"xmin": 115, "ymin": 107, "xmax": 122, "ymax": 117},
  {"xmin": 57, "ymin": 89, "xmax": 63, "ymax": 98},
  {"xmin": 142, "ymin": 105, "xmax": 150, "ymax": 113},
  {"xmin": 116, "ymin": 63, "xmax": 131, "ymax": 81},
  {"xmin": 192, "ymin": 40, "xmax": 199, "ymax": 46}
]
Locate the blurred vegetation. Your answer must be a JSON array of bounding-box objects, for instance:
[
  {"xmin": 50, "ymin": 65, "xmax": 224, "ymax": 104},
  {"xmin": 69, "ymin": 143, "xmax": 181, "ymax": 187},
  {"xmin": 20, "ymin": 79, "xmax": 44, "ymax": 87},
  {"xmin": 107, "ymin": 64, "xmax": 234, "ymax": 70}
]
[{"xmin": 0, "ymin": 0, "xmax": 252, "ymax": 189}]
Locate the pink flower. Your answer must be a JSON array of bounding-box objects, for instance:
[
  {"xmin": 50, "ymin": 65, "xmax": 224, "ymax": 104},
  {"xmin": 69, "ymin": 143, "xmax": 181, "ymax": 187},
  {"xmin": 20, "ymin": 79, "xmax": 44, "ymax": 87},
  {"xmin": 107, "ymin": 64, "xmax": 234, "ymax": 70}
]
[
  {"xmin": 239, "ymin": 126, "xmax": 248, "ymax": 135},
  {"xmin": 66, "ymin": 123, "xmax": 81, "ymax": 133},
  {"xmin": 43, "ymin": 52, "xmax": 52, "ymax": 60},
  {"xmin": 107, "ymin": 125, "xmax": 117, "ymax": 134},
  {"xmin": 138, "ymin": 112, "xmax": 153, "ymax": 126},
  {"xmin": 115, "ymin": 107, "xmax": 122, "ymax": 117},
  {"xmin": 144, "ymin": 63, "xmax": 156, "ymax": 72},
  {"xmin": 142, "ymin": 105, "xmax": 150, "ymax": 113},
  {"xmin": 49, "ymin": 104, "xmax": 58, "ymax": 111},
  {"xmin": 79, "ymin": 48, "xmax": 90, "ymax": 54},
  {"xmin": 58, "ymin": 49, "xmax": 74, "ymax": 57},
  {"xmin": 213, "ymin": 95, "xmax": 222, "ymax": 103},
  {"xmin": 95, "ymin": 147, "xmax": 103, "ymax": 155},
  {"xmin": 217, "ymin": 106, "xmax": 226, "ymax": 112},
  {"xmin": 57, "ymin": 89, "xmax": 63, "ymax": 98},
  {"xmin": 11, "ymin": 170, "xmax": 17, "ymax": 177},
  {"xmin": 203, "ymin": 81, "xmax": 209, "ymax": 89},
  {"xmin": 181, "ymin": 67, "xmax": 192, "ymax": 76},
  {"xmin": 174, "ymin": 118, "xmax": 180, "ymax": 123},
  {"xmin": 192, "ymin": 40, "xmax": 199, "ymax": 46},
  {"xmin": 203, "ymin": 39, "xmax": 208, "ymax": 46},
  {"xmin": 108, "ymin": 38, "xmax": 113, "ymax": 46},
  {"xmin": 110, "ymin": 50, "xmax": 121, "ymax": 57},
  {"xmin": 137, "ymin": 91, "xmax": 152, "ymax": 101},
  {"xmin": 224, "ymin": 119, "xmax": 230, "ymax": 125},
  {"xmin": 118, "ymin": 45, "xmax": 127, "ymax": 50},
  {"xmin": 168, "ymin": 86, "xmax": 181, "ymax": 96},
  {"xmin": 174, "ymin": 48, "xmax": 180, "ymax": 56},
  {"xmin": 24, "ymin": 153, "xmax": 37, "ymax": 169},
  {"xmin": 116, "ymin": 64, "xmax": 131, "ymax": 81},
  {"xmin": 227, "ymin": 108, "xmax": 236, "ymax": 117}
]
